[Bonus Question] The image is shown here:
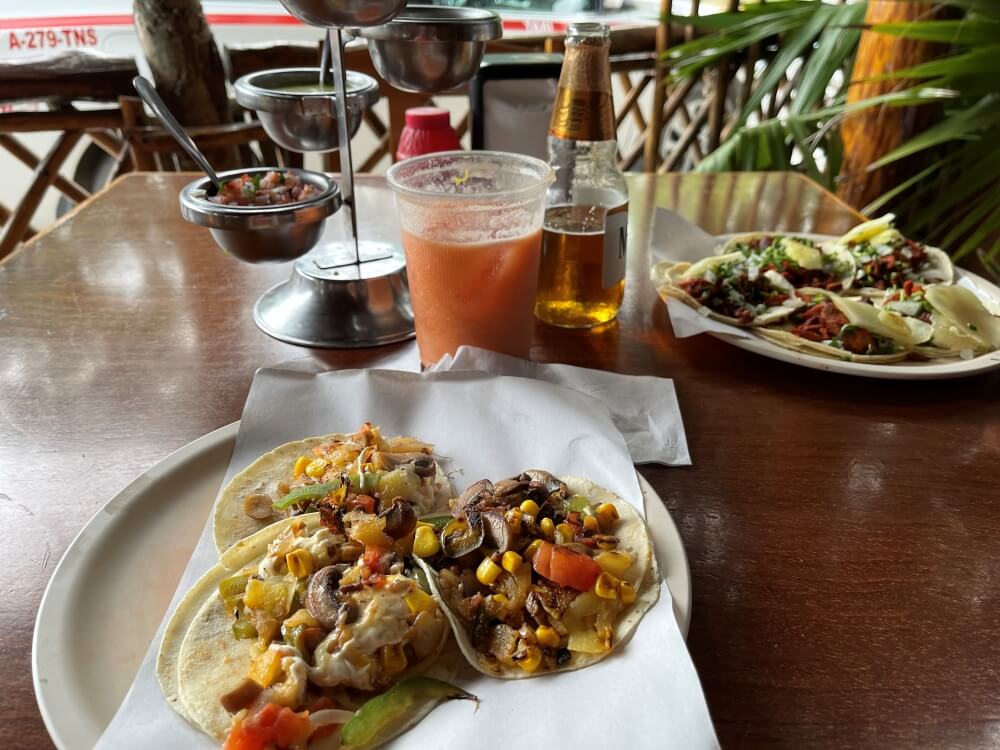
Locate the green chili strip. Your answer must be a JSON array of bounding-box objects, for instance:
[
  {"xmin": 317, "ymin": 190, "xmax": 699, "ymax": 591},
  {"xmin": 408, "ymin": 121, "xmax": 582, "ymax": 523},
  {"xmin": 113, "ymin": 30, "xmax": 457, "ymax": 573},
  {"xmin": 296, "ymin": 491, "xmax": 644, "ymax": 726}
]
[
  {"xmin": 273, "ymin": 479, "xmax": 342, "ymax": 510},
  {"xmin": 340, "ymin": 676, "xmax": 476, "ymax": 750},
  {"xmin": 417, "ymin": 514, "xmax": 453, "ymax": 530}
]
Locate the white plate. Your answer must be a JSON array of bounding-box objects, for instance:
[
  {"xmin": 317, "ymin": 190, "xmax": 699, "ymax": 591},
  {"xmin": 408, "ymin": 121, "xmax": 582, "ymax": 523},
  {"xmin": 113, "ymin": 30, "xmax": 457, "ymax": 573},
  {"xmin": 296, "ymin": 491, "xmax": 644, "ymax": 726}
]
[
  {"xmin": 704, "ymin": 234, "xmax": 1000, "ymax": 380},
  {"xmin": 33, "ymin": 422, "xmax": 691, "ymax": 750}
]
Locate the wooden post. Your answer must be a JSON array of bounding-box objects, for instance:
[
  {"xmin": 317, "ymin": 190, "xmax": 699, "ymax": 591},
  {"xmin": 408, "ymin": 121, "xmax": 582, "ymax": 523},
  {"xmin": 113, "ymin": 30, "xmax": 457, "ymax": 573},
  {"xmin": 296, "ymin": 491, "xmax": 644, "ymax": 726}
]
[
  {"xmin": 837, "ymin": 1, "xmax": 953, "ymax": 210},
  {"xmin": 133, "ymin": 0, "xmax": 236, "ymax": 167}
]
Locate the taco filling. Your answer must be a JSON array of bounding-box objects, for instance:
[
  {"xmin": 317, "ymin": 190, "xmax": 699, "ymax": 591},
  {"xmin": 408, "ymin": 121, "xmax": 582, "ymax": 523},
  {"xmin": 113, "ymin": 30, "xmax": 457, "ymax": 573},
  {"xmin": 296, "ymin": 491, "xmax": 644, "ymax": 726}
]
[
  {"xmin": 676, "ymin": 253, "xmax": 800, "ymax": 324},
  {"xmin": 415, "ymin": 471, "xmax": 653, "ymax": 677},
  {"xmin": 790, "ymin": 301, "xmax": 900, "ymax": 356},
  {"xmin": 212, "ymin": 511, "xmax": 449, "ymax": 748},
  {"xmin": 833, "ymin": 215, "xmax": 952, "ymax": 289},
  {"xmin": 726, "ymin": 235, "xmax": 852, "ymax": 291}
]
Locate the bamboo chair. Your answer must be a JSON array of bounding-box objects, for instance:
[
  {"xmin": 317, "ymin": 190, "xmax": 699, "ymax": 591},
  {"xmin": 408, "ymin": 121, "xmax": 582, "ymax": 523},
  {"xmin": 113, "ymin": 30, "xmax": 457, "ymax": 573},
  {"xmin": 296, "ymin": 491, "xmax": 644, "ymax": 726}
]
[
  {"xmin": 118, "ymin": 96, "xmax": 303, "ymax": 174},
  {"xmin": 0, "ymin": 51, "xmax": 134, "ymax": 261}
]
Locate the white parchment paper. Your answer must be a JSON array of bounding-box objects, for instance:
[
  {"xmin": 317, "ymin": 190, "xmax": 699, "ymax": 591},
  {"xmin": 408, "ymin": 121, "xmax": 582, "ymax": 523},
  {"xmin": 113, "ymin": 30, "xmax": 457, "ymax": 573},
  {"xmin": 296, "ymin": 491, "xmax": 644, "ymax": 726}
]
[
  {"xmin": 650, "ymin": 208, "xmax": 753, "ymax": 340},
  {"xmin": 431, "ymin": 345, "xmax": 691, "ymax": 465},
  {"xmin": 96, "ymin": 368, "xmax": 717, "ymax": 750}
]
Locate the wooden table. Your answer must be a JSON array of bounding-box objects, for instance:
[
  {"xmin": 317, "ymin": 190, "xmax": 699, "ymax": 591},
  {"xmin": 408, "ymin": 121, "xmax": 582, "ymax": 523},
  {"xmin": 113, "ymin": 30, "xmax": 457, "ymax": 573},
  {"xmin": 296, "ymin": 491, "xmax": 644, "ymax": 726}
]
[{"xmin": 3, "ymin": 172, "xmax": 998, "ymax": 749}]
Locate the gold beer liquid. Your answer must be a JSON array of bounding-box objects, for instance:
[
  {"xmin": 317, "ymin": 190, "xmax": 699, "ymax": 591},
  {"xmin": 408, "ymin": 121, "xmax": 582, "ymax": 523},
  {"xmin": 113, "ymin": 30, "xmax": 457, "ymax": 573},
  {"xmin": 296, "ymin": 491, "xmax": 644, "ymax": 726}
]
[
  {"xmin": 536, "ymin": 22, "xmax": 629, "ymax": 329},
  {"xmin": 536, "ymin": 203, "xmax": 628, "ymax": 327}
]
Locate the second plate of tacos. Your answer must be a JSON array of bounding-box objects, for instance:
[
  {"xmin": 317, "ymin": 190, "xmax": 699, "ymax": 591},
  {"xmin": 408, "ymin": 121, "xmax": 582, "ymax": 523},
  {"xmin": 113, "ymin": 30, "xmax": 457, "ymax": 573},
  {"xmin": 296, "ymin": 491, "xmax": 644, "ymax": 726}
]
[
  {"xmin": 414, "ymin": 470, "xmax": 658, "ymax": 679},
  {"xmin": 756, "ymin": 288, "xmax": 932, "ymax": 362},
  {"xmin": 213, "ymin": 423, "xmax": 453, "ymax": 554}
]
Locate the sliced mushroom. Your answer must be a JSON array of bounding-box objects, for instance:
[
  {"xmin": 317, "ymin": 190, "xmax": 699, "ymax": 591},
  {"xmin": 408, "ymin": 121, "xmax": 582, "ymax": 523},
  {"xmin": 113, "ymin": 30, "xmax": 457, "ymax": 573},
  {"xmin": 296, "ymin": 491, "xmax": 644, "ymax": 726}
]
[
  {"xmin": 243, "ymin": 493, "xmax": 274, "ymax": 520},
  {"xmin": 481, "ymin": 510, "xmax": 515, "ymax": 553},
  {"xmin": 219, "ymin": 678, "xmax": 263, "ymax": 714},
  {"xmin": 492, "ymin": 478, "xmax": 529, "ymax": 500},
  {"xmin": 441, "ymin": 513, "xmax": 485, "ymax": 557},
  {"xmin": 304, "ymin": 564, "xmax": 349, "ymax": 629},
  {"xmin": 523, "ymin": 469, "xmax": 569, "ymax": 499},
  {"xmin": 379, "ymin": 500, "xmax": 417, "ymax": 540},
  {"xmin": 409, "ymin": 456, "xmax": 436, "ymax": 478},
  {"xmin": 451, "ymin": 479, "xmax": 493, "ymax": 520}
]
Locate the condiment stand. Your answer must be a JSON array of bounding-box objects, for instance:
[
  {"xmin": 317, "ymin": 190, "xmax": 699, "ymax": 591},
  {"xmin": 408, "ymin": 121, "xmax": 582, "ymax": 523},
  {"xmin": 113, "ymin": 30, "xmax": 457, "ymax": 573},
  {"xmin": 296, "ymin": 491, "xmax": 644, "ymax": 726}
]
[{"xmin": 231, "ymin": 1, "xmax": 501, "ymax": 348}]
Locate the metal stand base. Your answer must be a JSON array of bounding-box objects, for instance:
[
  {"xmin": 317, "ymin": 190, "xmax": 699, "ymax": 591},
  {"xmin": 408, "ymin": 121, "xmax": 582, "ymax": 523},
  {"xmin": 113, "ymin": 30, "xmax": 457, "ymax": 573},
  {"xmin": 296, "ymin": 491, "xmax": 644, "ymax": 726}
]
[{"xmin": 253, "ymin": 240, "xmax": 414, "ymax": 348}]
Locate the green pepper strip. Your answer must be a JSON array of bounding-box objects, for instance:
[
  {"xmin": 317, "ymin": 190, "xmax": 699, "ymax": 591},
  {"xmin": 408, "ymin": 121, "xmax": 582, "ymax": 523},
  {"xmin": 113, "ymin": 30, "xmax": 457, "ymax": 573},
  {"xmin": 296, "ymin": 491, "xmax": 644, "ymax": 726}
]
[
  {"xmin": 565, "ymin": 494, "xmax": 591, "ymax": 513},
  {"xmin": 417, "ymin": 514, "xmax": 453, "ymax": 530},
  {"xmin": 340, "ymin": 676, "xmax": 476, "ymax": 750},
  {"xmin": 273, "ymin": 479, "xmax": 343, "ymax": 510}
]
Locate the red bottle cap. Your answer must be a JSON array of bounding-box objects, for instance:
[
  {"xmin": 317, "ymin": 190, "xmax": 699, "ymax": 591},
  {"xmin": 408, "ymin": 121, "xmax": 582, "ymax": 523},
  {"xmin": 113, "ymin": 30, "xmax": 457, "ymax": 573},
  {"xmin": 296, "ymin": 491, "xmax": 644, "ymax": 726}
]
[{"xmin": 404, "ymin": 107, "xmax": 451, "ymax": 130}]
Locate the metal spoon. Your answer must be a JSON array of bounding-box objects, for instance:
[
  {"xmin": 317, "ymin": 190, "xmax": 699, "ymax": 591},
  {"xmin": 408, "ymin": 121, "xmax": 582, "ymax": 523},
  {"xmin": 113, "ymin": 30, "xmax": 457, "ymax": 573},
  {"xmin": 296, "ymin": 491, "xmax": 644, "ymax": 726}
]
[{"xmin": 132, "ymin": 75, "xmax": 223, "ymax": 192}]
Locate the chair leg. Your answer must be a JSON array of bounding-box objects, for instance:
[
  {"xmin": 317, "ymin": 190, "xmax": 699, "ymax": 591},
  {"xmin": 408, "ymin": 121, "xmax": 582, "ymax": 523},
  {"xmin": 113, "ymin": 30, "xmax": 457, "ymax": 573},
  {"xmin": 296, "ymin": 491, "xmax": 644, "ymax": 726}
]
[{"xmin": 0, "ymin": 130, "xmax": 83, "ymax": 261}]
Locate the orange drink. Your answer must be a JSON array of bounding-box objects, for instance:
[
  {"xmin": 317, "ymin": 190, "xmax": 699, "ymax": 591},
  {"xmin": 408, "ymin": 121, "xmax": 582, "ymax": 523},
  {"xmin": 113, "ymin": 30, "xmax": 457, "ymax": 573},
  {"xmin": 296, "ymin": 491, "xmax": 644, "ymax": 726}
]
[{"xmin": 387, "ymin": 151, "xmax": 553, "ymax": 367}]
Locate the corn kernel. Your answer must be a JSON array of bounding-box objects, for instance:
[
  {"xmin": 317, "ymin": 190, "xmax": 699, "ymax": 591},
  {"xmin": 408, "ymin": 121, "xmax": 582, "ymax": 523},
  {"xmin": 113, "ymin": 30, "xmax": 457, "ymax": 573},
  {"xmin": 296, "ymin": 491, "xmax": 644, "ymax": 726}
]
[
  {"xmin": 476, "ymin": 557, "xmax": 502, "ymax": 586},
  {"xmin": 539, "ymin": 517, "xmax": 555, "ymax": 540},
  {"xmin": 595, "ymin": 550, "xmax": 633, "ymax": 579},
  {"xmin": 305, "ymin": 458, "xmax": 329, "ymax": 479},
  {"xmin": 380, "ymin": 643, "xmax": 408, "ymax": 675},
  {"xmin": 516, "ymin": 645, "xmax": 542, "ymax": 673},
  {"xmin": 583, "ymin": 515, "xmax": 600, "ymax": 532},
  {"xmin": 285, "ymin": 549, "xmax": 314, "ymax": 579},
  {"xmin": 594, "ymin": 571, "xmax": 620, "ymax": 599},
  {"xmin": 412, "ymin": 525, "xmax": 440, "ymax": 558},
  {"xmin": 595, "ymin": 502, "xmax": 619, "ymax": 530},
  {"xmin": 292, "ymin": 455, "xmax": 310, "ymax": 478},
  {"xmin": 519, "ymin": 499, "xmax": 540, "ymax": 518},
  {"xmin": 535, "ymin": 625, "xmax": 560, "ymax": 648},
  {"xmin": 491, "ymin": 593, "xmax": 510, "ymax": 607},
  {"xmin": 618, "ymin": 580, "xmax": 637, "ymax": 605},
  {"xmin": 523, "ymin": 538, "xmax": 544, "ymax": 561},
  {"xmin": 505, "ymin": 508, "xmax": 523, "ymax": 534},
  {"xmin": 556, "ymin": 523, "xmax": 575, "ymax": 542},
  {"xmin": 249, "ymin": 648, "xmax": 284, "ymax": 687},
  {"xmin": 595, "ymin": 536, "xmax": 618, "ymax": 551},
  {"xmin": 501, "ymin": 551, "xmax": 523, "ymax": 574},
  {"xmin": 404, "ymin": 588, "xmax": 437, "ymax": 614}
]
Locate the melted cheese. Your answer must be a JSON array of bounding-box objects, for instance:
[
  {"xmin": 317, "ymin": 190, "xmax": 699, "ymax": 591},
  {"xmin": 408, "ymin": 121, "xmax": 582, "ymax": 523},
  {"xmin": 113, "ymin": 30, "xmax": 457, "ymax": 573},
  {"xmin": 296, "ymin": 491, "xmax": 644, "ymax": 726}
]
[
  {"xmin": 308, "ymin": 578, "xmax": 414, "ymax": 690},
  {"xmin": 258, "ymin": 527, "xmax": 343, "ymax": 578}
]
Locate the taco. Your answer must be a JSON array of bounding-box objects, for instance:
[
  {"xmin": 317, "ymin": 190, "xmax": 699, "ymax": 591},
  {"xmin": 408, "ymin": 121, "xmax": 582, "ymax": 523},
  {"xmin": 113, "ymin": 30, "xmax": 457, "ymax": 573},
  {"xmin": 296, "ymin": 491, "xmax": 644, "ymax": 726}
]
[
  {"xmin": 652, "ymin": 251, "xmax": 805, "ymax": 326},
  {"xmin": 823, "ymin": 215, "xmax": 954, "ymax": 291},
  {"xmin": 720, "ymin": 233, "xmax": 856, "ymax": 292},
  {"xmin": 159, "ymin": 511, "xmax": 456, "ymax": 749},
  {"xmin": 874, "ymin": 282, "xmax": 1000, "ymax": 359},
  {"xmin": 214, "ymin": 423, "xmax": 452, "ymax": 554},
  {"xmin": 756, "ymin": 288, "xmax": 932, "ymax": 362},
  {"xmin": 413, "ymin": 471, "xmax": 658, "ymax": 679}
]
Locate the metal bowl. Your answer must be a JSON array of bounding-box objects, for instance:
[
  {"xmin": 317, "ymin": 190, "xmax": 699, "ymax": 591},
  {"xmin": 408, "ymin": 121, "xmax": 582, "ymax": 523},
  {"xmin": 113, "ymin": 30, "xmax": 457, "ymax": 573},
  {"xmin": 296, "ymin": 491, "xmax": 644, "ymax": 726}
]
[
  {"xmin": 179, "ymin": 168, "xmax": 342, "ymax": 264},
  {"xmin": 278, "ymin": 0, "xmax": 407, "ymax": 29},
  {"xmin": 234, "ymin": 68, "xmax": 379, "ymax": 153},
  {"xmin": 358, "ymin": 7, "xmax": 502, "ymax": 94}
]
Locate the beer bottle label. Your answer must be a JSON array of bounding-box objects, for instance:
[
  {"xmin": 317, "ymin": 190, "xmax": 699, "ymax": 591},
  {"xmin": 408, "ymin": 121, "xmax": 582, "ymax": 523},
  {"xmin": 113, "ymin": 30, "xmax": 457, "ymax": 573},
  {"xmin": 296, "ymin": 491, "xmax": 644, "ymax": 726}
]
[{"xmin": 602, "ymin": 205, "xmax": 628, "ymax": 289}]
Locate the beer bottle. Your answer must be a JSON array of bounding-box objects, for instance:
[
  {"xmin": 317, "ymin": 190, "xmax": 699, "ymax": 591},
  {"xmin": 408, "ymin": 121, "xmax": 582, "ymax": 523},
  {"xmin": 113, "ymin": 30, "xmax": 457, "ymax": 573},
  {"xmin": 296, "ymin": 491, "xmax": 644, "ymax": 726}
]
[{"xmin": 535, "ymin": 22, "xmax": 628, "ymax": 329}]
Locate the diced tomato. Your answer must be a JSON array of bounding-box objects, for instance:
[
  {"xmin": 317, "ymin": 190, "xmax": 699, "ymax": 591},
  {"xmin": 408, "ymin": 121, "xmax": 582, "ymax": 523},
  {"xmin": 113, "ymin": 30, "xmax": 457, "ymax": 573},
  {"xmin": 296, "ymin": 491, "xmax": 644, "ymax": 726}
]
[
  {"xmin": 532, "ymin": 541, "xmax": 601, "ymax": 592},
  {"xmin": 363, "ymin": 546, "xmax": 387, "ymax": 572},
  {"xmin": 222, "ymin": 704, "xmax": 312, "ymax": 750},
  {"xmin": 532, "ymin": 541, "xmax": 554, "ymax": 578},
  {"xmin": 348, "ymin": 494, "xmax": 377, "ymax": 513}
]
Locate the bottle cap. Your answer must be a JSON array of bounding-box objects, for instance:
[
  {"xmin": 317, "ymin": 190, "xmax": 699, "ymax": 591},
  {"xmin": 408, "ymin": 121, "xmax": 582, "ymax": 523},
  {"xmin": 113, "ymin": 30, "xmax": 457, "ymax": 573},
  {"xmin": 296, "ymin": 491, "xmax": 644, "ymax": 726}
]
[{"xmin": 404, "ymin": 107, "xmax": 451, "ymax": 130}]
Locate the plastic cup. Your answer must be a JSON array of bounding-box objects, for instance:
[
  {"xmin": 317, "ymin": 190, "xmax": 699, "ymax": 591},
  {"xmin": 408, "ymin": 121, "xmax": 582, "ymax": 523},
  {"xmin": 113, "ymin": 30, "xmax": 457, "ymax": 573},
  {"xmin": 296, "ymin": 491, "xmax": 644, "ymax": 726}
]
[{"xmin": 387, "ymin": 151, "xmax": 554, "ymax": 367}]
